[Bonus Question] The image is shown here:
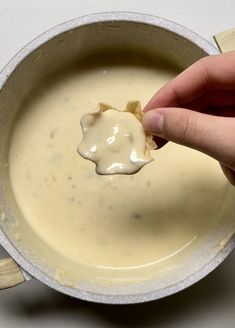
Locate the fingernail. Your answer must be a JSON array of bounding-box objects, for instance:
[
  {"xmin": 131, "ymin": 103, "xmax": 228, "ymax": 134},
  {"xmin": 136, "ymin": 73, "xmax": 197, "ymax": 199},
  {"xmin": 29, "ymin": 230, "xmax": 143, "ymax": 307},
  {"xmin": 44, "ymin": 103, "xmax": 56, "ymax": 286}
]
[{"xmin": 143, "ymin": 110, "xmax": 164, "ymax": 136}]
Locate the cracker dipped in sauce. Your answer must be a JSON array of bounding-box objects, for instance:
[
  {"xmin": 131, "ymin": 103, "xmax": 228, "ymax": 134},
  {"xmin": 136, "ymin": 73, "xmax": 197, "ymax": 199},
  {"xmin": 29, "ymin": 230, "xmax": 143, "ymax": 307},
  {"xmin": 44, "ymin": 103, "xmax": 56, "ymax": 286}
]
[{"xmin": 77, "ymin": 101, "xmax": 156, "ymax": 175}]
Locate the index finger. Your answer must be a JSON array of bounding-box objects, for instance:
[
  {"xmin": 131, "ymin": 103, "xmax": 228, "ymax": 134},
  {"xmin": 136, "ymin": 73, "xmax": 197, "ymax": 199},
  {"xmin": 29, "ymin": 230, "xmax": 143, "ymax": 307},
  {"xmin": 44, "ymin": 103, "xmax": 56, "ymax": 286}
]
[{"xmin": 144, "ymin": 50, "xmax": 235, "ymax": 112}]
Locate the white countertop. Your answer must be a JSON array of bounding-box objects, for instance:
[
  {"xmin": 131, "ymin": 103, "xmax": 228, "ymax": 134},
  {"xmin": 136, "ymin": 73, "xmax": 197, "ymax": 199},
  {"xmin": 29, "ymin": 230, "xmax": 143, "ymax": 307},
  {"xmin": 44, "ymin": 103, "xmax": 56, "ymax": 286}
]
[{"xmin": 1, "ymin": 0, "xmax": 235, "ymax": 327}]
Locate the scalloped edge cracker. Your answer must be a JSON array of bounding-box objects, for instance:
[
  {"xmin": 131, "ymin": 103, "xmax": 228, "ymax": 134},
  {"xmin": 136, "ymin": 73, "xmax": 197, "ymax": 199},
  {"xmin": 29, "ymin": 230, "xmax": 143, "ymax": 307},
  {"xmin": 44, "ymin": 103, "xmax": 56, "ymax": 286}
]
[
  {"xmin": 99, "ymin": 102, "xmax": 114, "ymax": 112},
  {"xmin": 78, "ymin": 101, "xmax": 157, "ymax": 174},
  {"xmin": 125, "ymin": 101, "xmax": 157, "ymax": 155},
  {"xmin": 99, "ymin": 100, "xmax": 157, "ymax": 156}
]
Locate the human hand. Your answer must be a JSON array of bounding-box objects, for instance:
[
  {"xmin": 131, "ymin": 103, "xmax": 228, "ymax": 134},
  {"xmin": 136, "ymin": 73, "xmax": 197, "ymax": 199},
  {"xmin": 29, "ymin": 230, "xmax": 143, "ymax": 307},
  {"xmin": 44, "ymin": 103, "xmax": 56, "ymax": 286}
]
[{"xmin": 143, "ymin": 51, "xmax": 235, "ymax": 185}]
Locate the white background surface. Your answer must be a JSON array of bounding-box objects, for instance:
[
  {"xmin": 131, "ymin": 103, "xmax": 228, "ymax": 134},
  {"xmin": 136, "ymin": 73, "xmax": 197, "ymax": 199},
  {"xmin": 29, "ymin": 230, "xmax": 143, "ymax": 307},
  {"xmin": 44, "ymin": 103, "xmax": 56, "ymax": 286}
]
[{"xmin": 1, "ymin": 0, "xmax": 235, "ymax": 327}]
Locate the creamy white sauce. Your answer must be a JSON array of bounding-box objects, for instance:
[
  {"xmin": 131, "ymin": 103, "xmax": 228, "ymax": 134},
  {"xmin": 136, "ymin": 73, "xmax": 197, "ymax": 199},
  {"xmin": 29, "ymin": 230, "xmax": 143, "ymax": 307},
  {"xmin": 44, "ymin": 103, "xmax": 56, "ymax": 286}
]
[
  {"xmin": 78, "ymin": 101, "xmax": 155, "ymax": 174},
  {"xmin": 8, "ymin": 58, "xmax": 230, "ymax": 285}
]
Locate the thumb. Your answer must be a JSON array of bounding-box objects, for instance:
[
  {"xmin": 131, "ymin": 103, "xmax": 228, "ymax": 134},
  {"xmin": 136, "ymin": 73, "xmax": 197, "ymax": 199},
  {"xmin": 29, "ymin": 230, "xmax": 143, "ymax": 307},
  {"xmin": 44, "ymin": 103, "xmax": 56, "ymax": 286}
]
[{"xmin": 143, "ymin": 107, "xmax": 235, "ymax": 169}]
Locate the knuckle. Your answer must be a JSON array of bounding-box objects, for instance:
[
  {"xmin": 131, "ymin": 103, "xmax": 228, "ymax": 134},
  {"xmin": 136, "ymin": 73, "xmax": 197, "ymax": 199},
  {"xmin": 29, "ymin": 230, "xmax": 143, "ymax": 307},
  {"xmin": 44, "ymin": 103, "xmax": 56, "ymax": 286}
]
[
  {"xmin": 179, "ymin": 114, "xmax": 198, "ymax": 144},
  {"xmin": 193, "ymin": 56, "xmax": 212, "ymax": 90},
  {"xmin": 164, "ymin": 110, "xmax": 198, "ymax": 145}
]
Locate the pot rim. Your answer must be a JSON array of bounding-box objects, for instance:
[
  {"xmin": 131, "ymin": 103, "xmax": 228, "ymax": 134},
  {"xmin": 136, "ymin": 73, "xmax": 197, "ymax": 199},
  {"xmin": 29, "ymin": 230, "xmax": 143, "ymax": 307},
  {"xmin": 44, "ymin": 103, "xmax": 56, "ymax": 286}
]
[
  {"xmin": 1, "ymin": 12, "xmax": 230, "ymax": 305},
  {"xmin": 0, "ymin": 11, "xmax": 219, "ymax": 88}
]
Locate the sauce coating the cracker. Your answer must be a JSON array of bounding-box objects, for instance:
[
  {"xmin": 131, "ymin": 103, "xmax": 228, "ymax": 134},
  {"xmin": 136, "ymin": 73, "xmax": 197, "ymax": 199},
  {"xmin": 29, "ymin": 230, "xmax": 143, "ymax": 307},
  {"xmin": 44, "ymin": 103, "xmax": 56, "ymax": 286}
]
[{"xmin": 77, "ymin": 101, "xmax": 156, "ymax": 174}]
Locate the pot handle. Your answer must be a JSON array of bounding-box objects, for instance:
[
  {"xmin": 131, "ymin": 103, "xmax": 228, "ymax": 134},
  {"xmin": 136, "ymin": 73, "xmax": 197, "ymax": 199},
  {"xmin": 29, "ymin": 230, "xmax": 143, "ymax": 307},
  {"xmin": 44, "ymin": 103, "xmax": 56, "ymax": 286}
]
[
  {"xmin": 0, "ymin": 244, "xmax": 31, "ymax": 289},
  {"xmin": 0, "ymin": 257, "xmax": 25, "ymax": 289},
  {"xmin": 214, "ymin": 28, "xmax": 235, "ymax": 52}
]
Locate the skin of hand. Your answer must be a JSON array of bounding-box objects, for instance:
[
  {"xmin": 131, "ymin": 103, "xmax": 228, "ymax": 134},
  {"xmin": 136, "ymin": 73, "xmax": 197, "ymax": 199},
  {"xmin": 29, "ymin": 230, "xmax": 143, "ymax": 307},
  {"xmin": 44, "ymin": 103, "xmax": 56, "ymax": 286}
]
[{"xmin": 143, "ymin": 51, "xmax": 235, "ymax": 186}]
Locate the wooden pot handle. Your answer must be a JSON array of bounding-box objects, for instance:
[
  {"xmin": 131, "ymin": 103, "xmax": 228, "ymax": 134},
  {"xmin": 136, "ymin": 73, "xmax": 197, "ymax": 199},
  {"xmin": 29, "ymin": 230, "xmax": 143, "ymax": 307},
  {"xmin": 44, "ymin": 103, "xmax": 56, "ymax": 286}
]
[
  {"xmin": 214, "ymin": 28, "xmax": 235, "ymax": 53},
  {"xmin": 0, "ymin": 257, "xmax": 25, "ymax": 289}
]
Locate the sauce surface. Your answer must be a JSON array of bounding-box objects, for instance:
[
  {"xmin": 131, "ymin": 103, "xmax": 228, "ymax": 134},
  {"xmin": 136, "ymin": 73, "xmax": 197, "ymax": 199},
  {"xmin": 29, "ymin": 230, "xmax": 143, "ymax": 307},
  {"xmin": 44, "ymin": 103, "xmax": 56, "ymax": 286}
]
[{"xmin": 8, "ymin": 58, "xmax": 229, "ymax": 284}]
